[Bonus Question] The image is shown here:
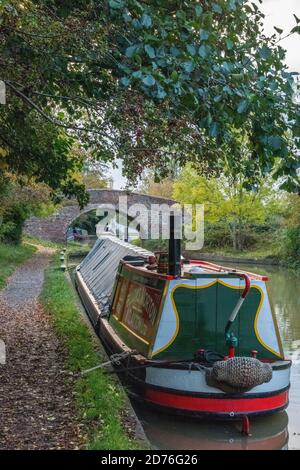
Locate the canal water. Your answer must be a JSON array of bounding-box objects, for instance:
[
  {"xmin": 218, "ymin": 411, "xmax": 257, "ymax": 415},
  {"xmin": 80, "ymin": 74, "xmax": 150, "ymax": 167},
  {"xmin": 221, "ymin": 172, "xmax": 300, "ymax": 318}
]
[{"xmin": 69, "ymin": 254, "xmax": 300, "ymax": 450}]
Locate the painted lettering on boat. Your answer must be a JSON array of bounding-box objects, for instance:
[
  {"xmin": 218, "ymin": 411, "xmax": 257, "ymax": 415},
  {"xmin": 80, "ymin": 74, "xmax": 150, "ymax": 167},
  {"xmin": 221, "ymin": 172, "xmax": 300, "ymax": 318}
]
[{"xmin": 122, "ymin": 283, "xmax": 162, "ymax": 340}]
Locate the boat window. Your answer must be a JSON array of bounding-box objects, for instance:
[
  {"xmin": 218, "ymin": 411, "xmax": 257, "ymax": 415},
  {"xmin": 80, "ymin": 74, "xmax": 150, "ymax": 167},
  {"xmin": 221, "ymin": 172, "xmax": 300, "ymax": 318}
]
[{"xmin": 112, "ymin": 277, "xmax": 129, "ymax": 320}]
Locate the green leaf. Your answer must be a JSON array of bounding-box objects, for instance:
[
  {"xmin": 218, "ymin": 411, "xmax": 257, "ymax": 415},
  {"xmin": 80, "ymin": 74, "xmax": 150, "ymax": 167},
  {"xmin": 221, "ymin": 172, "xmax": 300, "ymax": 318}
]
[
  {"xmin": 291, "ymin": 25, "xmax": 300, "ymax": 34},
  {"xmin": 198, "ymin": 45, "xmax": 207, "ymax": 59},
  {"xmin": 209, "ymin": 122, "xmax": 219, "ymax": 138},
  {"xmin": 274, "ymin": 26, "xmax": 283, "ymax": 34},
  {"xmin": 200, "ymin": 30, "xmax": 209, "ymax": 41},
  {"xmin": 226, "ymin": 39, "xmax": 233, "ymax": 50},
  {"xmin": 132, "ymin": 19, "xmax": 141, "ymax": 30},
  {"xmin": 171, "ymin": 70, "xmax": 178, "ymax": 81},
  {"xmin": 120, "ymin": 77, "xmax": 130, "ymax": 87},
  {"xmin": 125, "ymin": 45, "xmax": 137, "ymax": 58},
  {"xmin": 259, "ymin": 46, "xmax": 272, "ymax": 60},
  {"xmin": 223, "ymin": 85, "xmax": 233, "ymax": 95},
  {"xmin": 145, "ymin": 44, "xmax": 155, "ymax": 58},
  {"xmin": 157, "ymin": 86, "xmax": 167, "ymax": 99},
  {"xmin": 195, "ymin": 5, "xmax": 203, "ymax": 17},
  {"xmin": 212, "ymin": 3, "xmax": 222, "ymax": 14},
  {"xmin": 214, "ymin": 95, "xmax": 222, "ymax": 103},
  {"xmin": 122, "ymin": 11, "xmax": 132, "ymax": 23},
  {"xmin": 187, "ymin": 44, "xmax": 196, "ymax": 56},
  {"xmin": 228, "ymin": 0, "xmax": 237, "ymax": 11},
  {"xmin": 109, "ymin": 0, "xmax": 124, "ymax": 9},
  {"xmin": 182, "ymin": 61, "xmax": 195, "ymax": 73},
  {"xmin": 176, "ymin": 10, "xmax": 186, "ymax": 20},
  {"xmin": 237, "ymin": 100, "xmax": 248, "ymax": 114},
  {"xmin": 170, "ymin": 46, "xmax": 180, "ymax": 57},
  {"xmin": 294, "ymin": 14, "xmax": 300, "ymax": 24},
  {"xmin": 132, "ymin": 70, "xmax": 142, "ymax": 79},
  {"xmin": 181, "ymin": 92, "xmax": 199, "ymax": 110},
  {"xmin": 142, "ymin": 75, "xmax": 156, "ymax": 87},
  {"xmin": 268, "ymin": 136, "xmax": 282, "ymax": 150},
  {"xmin": 141, "ymin": 14, "xmax": 152, "ymax": 28}
]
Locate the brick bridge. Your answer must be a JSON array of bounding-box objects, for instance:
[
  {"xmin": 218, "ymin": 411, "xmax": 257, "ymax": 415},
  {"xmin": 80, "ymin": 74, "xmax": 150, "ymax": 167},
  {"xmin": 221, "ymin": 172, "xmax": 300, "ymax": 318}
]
[{"xmin": 24, "ymin": 189, "xmax": 176, "ymax": 243}]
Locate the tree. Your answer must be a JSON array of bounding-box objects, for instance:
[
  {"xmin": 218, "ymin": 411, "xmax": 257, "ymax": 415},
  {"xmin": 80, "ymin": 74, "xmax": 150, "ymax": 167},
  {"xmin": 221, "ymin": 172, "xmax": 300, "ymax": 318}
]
[
  {"xmin": 280, "ymin": 193, "xmax": 300, "ymax": 267},
  {"xmin": 71, "ymin": 148, "xmax": 112, "ymax": 189},
  {"xmin": 0, "ymin": 174, "xmax": 55, "ymax": 243},
  {"xmin": 173, "ymin": 164, "xmax": 284, "ymax": 250},
  {"xmin": 139, "ymin": 175, "xmax": 174, "ymax": 199},
  {"xmin": 0, "ymin": 0, "xmax": 117, "ymax": 206},
  {"xmin": 1, "ymin": 0, "xmax": 299, "ymax": 204},
  {"xmin": 110, "ymin": 0, "xmax": 300, "ymax": 190}
]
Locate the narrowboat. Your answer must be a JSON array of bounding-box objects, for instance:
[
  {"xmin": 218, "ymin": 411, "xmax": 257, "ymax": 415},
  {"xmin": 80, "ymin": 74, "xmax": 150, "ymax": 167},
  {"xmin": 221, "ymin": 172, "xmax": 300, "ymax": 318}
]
[{"xmin": 75, "ymin": 217, "xmax": 291, "ymax": 431}]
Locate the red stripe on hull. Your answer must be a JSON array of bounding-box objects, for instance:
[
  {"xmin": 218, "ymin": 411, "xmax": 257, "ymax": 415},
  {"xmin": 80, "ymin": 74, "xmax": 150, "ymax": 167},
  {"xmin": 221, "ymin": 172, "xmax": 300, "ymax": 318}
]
[{"xmin": 145, "ymin": 389, "xmax": 289, "ymax": 414}]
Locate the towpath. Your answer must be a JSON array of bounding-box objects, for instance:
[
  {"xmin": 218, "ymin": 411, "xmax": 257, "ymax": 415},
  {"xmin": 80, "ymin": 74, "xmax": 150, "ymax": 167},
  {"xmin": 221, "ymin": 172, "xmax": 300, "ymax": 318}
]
[{"xmin": 0, "ymin": 246, "xmax": 85, "ymax": 449}]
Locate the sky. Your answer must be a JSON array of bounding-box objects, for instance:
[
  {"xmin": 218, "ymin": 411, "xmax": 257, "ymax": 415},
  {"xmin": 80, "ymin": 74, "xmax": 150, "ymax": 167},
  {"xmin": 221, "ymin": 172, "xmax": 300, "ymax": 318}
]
[
  {"xmin": 260, "ymin": 0, "xmax": 300, "ymax": 72},
  {"xmin": 108, "ymin": 0, "xmax": 300, "ymax": 189}
]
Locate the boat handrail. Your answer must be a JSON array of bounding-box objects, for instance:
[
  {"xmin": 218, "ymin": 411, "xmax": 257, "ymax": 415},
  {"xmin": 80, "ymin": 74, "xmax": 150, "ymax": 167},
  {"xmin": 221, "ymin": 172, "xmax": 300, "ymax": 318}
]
[{"xmin": 189, "ymin": 260, "xmax": 268, "ymax": 282}]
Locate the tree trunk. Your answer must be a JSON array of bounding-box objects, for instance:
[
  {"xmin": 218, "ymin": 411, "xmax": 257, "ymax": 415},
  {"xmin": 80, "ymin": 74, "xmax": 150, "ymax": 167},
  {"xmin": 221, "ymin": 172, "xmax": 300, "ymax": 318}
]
[{"xmin": 232, "ymin": 220, "xmax": 237, "ymax": 251}]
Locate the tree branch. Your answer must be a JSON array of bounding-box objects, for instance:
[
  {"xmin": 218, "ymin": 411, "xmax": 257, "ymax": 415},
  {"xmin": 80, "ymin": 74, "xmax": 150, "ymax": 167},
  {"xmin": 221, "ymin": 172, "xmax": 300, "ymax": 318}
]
[{"xmin": 4, "ymin": 81, "xmax": 113, "ymax": 139}]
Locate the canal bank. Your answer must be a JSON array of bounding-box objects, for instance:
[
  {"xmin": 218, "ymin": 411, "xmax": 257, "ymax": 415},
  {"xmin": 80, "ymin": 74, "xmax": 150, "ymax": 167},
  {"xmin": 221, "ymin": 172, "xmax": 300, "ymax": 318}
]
[
  {"xmin": 43, "ymin": 251, "xmax": 148, "ymax": 450},
  {"xmin": 0, "ymin": 245, "xmax": 85, "ymax": 450},
  {"xmin": 183, "ymin": 251, "xmax": 279, "ymax": 266}
]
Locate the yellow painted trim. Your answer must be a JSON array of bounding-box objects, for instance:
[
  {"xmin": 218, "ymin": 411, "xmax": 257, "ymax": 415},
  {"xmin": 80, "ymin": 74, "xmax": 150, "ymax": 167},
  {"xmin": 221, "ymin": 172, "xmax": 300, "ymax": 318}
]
[
  {"xmin": 113, "ymin": 316, "xmax": 150, "ymax": 345},
  {"xmin": 266, "ymin": 283, "xmax": 284, "ymax": 358},
  {"xmin": 152, "ymin": 290, "xmax": 180, "ymax": 357},
  {"xmin": 152, "ymin": 279, "xmax": 282, "ymax": 358},
  {"xmin": 149, "ymin": 280, "xmax": 170, "ymax": 358},
  {"xmin": 153, "ymin": 281, "xmax": 217, "ymax": 357},
  {"xmin": 253, "ymin": 285, "xmax": 282, "ymax": 358}
]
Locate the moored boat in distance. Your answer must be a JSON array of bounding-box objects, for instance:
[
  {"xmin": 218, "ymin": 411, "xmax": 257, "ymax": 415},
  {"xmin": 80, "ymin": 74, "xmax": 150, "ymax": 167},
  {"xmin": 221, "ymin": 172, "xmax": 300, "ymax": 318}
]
[{"xmin": 75, "ymin": 216, "xmax": 291, "ymax": 429}]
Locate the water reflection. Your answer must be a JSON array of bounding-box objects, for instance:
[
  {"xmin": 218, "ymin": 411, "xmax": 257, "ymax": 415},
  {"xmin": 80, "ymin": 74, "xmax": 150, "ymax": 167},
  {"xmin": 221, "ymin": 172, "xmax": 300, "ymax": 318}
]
[
  {"xmin": 135, "ymin": 405, "xmax": 288, "ymax": 450},
  {"xmin": 134, "ymin": 264, "xmax": 300, "ymax": 450}
]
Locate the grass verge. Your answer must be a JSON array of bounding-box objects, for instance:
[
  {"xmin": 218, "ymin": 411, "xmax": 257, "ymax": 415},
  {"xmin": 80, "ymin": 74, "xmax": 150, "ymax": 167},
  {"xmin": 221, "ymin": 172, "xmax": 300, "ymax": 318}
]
[
  {"xmin": 0, "ymin": 242, "xmax": 36, "ymax": 290},
  {"xmin": 24, "ymin": 235, "xmax": 91, "ymax": 258},
  {"xmin": 41, "ymin": 253, "xmax": 141, "ymax": 450},
  {"xmin": 184, "ymin": 242, "xmax": 281, "ymax": 263}
]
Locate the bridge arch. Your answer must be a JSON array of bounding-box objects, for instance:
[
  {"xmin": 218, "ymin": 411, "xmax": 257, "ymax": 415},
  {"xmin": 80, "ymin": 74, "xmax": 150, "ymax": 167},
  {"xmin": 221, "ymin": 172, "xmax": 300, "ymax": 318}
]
[{"xmin": 24, "ymin": 189, "xmax": 176, "ymax": 243}]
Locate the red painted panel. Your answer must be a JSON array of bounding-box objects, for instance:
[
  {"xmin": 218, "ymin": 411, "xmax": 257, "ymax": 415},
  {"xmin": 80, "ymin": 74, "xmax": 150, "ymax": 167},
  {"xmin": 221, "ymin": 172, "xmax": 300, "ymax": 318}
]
[
  {"xmin": 145, "ymin": 389, "xmax": 289, "ymax": 413},
  {"xmin": 121, "ymin": 282, "xmax": 162, "ymax": 340}
]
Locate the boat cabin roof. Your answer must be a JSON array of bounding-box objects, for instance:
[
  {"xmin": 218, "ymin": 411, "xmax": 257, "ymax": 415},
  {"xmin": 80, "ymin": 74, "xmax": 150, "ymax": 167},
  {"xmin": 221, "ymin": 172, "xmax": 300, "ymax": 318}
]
[{"xmin": 121, "ymin": 258, "xmax": 268, "ymax": 282}]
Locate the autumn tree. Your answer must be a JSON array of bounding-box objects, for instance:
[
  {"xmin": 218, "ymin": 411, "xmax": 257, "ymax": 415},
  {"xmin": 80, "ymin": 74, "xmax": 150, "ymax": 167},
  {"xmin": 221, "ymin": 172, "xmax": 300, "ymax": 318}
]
[
  {"xmin": 173, "ymin": 164, "xmax": 284, "ymax": 250},
  {"xmin": 0, "ymin": 0, "xmax": 299, "ymax": 207},
  {"xmin": 110, "ymin": 0, "xmax": 300, "ymax": 189}
]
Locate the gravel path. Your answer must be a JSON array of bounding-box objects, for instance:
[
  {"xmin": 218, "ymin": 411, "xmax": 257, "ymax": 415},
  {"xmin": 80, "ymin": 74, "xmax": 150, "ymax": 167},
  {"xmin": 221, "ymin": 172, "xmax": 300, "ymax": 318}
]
[{"xmin": 0, "ymin": 246, "xmax": 86, "ymax": 449}]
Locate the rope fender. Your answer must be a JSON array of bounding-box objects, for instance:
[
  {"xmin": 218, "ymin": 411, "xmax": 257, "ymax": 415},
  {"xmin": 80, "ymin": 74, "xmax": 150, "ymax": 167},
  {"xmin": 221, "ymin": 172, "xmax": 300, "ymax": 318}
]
[{"xmin": 206, "ymin": 356, "xmax": 273, "ymax": 393}]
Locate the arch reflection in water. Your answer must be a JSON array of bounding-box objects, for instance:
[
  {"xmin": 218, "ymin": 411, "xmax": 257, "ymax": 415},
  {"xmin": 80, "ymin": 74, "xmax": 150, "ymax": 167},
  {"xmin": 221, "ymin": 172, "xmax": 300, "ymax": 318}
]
[{"xmin": 135, "ymin": 405, "xmax": 289, "ymax": 450}]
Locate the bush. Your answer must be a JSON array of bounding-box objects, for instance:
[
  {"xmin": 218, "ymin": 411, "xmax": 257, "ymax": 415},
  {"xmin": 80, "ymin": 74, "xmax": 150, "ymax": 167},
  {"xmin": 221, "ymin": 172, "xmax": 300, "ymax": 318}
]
[
  {"xmin": 0, "ymin": 203, "xmax": 30, "ymax": 244},
  {"xmin": 204, "ymin": 223, "xmax": 232, "ymax": 249},
  {"xmin": 281, "ymin": 225, "xmax": 300, "ymax": 269},
  {"xmin": 133, "ymin": 238, "xmax": 168, "ymax": 252}
]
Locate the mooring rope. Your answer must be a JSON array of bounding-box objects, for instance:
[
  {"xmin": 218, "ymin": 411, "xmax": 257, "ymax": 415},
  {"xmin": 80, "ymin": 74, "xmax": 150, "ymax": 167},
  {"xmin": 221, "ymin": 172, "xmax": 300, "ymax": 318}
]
[
  {"xmin": 80, "ymin": 348, "xmax": 226, "ymax": 376},
  {"xmin": 81, "ymin": 351, "xmax": 136, "ymax": 375}
]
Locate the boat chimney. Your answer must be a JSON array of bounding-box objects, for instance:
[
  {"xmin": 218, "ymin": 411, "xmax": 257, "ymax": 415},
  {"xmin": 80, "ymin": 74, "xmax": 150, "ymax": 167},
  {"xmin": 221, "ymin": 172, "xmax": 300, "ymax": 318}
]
[{"xmin": 168, "ymin": 211, "xmax": 181, "ymax": 277}]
